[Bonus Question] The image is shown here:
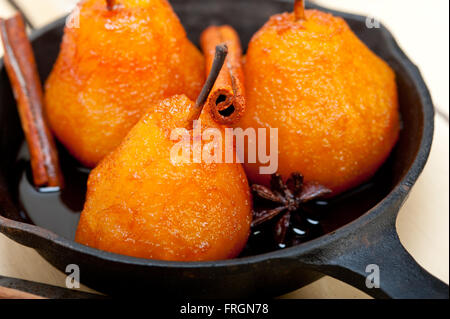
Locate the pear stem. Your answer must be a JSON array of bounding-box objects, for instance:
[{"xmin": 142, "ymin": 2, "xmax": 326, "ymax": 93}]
[
  {"xmin": 185, "ymin": 44, "xmax": 228, "ymax": 129},
  {"xmin": 294, "ymin": 0, "xmax": 306, "ymax": 21},
  {"xmin": 106, "ymin": 0, "xmax": 115, "ymax": 11}
]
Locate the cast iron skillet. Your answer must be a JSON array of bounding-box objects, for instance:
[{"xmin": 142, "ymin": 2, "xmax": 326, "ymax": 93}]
[{"xmin": 0, "ymin": 0, "xmax": 448, "ymax": 299}]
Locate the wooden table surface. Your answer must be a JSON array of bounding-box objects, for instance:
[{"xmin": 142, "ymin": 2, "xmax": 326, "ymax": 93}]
[{"xmin": 0, "ymin": 0, "xmax": 448, "ymax": 299}]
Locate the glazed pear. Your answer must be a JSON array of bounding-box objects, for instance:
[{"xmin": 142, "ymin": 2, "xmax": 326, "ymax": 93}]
[
  {"xmin": 76, "ymin": 47, "xmax": 252, "ymax": 261},
  {"xmin": 238, "ymin": 0, "xmax": 400, "ymax": 194},
  {"xmin": 45, "ymin": 0, "xmax": 205, "ymax": 167},
  {"xmin": 75, "ymin": 95, "xmax": 251, "ymax": 261}
]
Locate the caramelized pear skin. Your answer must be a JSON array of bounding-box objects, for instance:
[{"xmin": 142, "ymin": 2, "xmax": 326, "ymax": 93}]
[
  {"xmin": 45, "ymin": 0, "xmax": 205, "ymax": 168},
  {"xmin": 239, "ymin": 10, "xmax": 400, "ymax": 195},
  {"xmin": 76, "ymin": 95, "xmax": 252, "ymax": 262}
]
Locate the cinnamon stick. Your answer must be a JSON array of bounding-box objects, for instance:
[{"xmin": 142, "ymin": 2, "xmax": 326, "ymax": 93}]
[
  {"xmin": 0, "ymin": 14, "xmax": 63, "ymax": 190},
  {"xmin": 185, "ymin": 44, "xmax": 228, "ymax": 130},
  {"xmin": 294, "ymin": 0, "xmax": 306, "ymax": 21},
  {"xmin": 200, "ymin": 26, "xmax": 246, "ymax": 125}
]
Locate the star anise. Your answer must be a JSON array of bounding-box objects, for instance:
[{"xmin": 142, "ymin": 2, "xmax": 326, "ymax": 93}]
[{"xmin": 251, "ymin": 173, "xmax": 332, "ymax": 247}]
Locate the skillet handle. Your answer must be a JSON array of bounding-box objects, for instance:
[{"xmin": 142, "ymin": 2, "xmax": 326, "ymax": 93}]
[{"xmin": 300, "ymin": 198, "xmax": 449, "ymax": 299}]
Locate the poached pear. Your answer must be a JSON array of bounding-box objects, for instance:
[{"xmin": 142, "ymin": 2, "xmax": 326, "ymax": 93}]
[
  {"xmin": 45, "ymin": 0, "xmax": 205, "ymax": 167},
  {"xmin": 238, "ymin": 0, "xmax": 400, "ymax": 195}
]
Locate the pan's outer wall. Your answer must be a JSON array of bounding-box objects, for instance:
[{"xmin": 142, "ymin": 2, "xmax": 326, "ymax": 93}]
[{"xmin": 0, "ymin": 1, "xmax": 436, "ymax": 298}]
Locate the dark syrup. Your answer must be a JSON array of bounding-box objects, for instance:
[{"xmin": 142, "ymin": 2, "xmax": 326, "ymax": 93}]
[
  {"xmin": 13, "ymin": 142, "xmax": 393, "ymax": 258},
  {"xmin": 13, "ymin": 144, "xmax": 89, "ymax": 239}
]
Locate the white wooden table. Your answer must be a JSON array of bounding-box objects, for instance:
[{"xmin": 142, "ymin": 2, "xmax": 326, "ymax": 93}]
[{"xmin": 0, "ymin": 0, "xmax": 448, "ymax": 299}]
